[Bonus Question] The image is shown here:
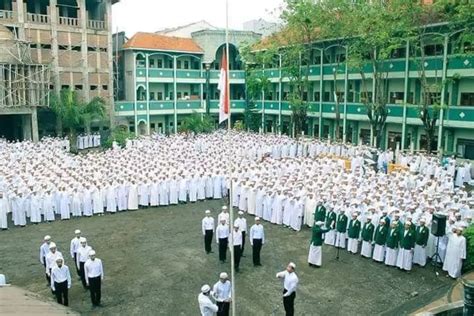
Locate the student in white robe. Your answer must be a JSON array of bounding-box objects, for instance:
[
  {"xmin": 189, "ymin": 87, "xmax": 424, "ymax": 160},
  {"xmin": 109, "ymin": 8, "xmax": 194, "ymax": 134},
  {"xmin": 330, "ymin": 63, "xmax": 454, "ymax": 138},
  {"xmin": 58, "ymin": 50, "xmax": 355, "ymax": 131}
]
[
  {"xmin": 82, "ymin": 186, "xmax": 93, "ymax": 217},
  {"xmin": 117, "ymin": 180, "xmax": 128, "ymax": 211},
  {"xmin": 59, "ymin": 188, "xmax": 71, "ymax": 220},
  {"xmin": 255, "ymin": 186, "xmax": 265, "ymax": 218},
  {"xmin": 92, "ymin": 185, "xmax": 104, "ymax": 215},
  {"xmin": 213, "ymin": 174, "xmax": 223, "ymax": 199},
  {"xmin": 290, "ymin": 196, "xmax": 304, "ymax": 231},
  {"xmin": 442, "ymin": 227, "xmax": 467, "ymax": 279},
  {"xmin": 105, "ymin": 182, "xmax": 117, "ymax": 213},
  {"xmin": 263, "ymin": 191, "xmax": 274, "ymax": 222},
  {"xmin": 238, "ymin": 183, "xmax": 248, "ymax": 212},
  {"xmin": 149, "ymin": 180, "xmax": 160, "ymax": 207},
  {"xmin": 169, "ymin": 177, "xmax": 178, "ymax": 204},
  {"xmin": 159, "ymin": 179, "xmax": 170, "ymax": 206},
  {"xmin": 282, "ymin": 194, "xmax": 293, "ymax": 227},
  {"xmin": 71, "ymin": 189, "xmax": 83, "ymax": 217},
  {"xmin": 178, "ymin": 176, "xmax": 188, "ymax": 203},
  {"xmin": 0, "ymin": 192, "xmax": 10, "ymax": 230},
  {"xmin": 189, "ymin": 176, "xmax": 198, "ymax": 203},
  {"xmin": 218, "ymin": 206, "xmax": 230, "ymax": 226},
  {"xmin": 42, "ymin": 191, "xmax": 56, "ymax": 222},
  {"xmin": 128, "ymin": 180, "xmax": 139, "ymax": 211},
  {"xmin": 247, "ymin": 184, "xmax": 257, "ymax": 215},
  {"xmin": 304, "ymin": 194, "xmax": 317, "ymax": 227},
  {"xmin": 138, "ymin": 181, "xmax": 150, "ymax": 208},
  {"xmin": 271, "ymin": 191, "xmax": 284, "ymax": 224},
  {"xmin": 205, "ymin": 174, "xmax": 213, "ymax": 199},
  {"xmin": 30, "ymin": 191, "xmax": 43, "ymax": 224},
  {"xmin": 11, "ymin": 192, "xmax": 26, "ymax": 227}
]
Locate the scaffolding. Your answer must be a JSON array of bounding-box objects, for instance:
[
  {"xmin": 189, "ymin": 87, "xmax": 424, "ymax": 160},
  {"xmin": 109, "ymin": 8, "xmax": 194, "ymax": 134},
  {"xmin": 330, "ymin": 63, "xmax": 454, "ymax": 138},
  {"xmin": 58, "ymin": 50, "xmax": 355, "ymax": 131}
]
[{"xmin": 0, "ymin": 26, "xmax": 50, "ymax": 109}]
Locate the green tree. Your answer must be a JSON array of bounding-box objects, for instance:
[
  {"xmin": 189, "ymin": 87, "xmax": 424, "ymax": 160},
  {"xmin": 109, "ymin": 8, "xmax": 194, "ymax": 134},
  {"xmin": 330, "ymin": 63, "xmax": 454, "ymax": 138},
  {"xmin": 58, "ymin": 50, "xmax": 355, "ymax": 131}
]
[
  {"xmin": 49, "ymin": 89, "xmax": 106, "ymax": 148},
  {"xmin": 179, "ymin": 113, "xmax": 214, "ymax": 134}
]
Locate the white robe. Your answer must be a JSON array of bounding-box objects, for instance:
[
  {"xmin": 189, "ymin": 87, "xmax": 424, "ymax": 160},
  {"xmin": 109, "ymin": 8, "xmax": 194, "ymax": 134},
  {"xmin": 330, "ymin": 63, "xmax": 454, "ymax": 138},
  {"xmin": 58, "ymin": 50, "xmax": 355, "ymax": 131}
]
[
  {"xmin": 442, "ymin": 234, "xmax": 466, "ymax": 278},
  {"xmin": 179, "ymin": 179, "xmax": 188, "ymax": 202},
  {"xmin": 83, "ymin": 189, "xmax": 93, "ymax": 216},
  {"xmin": 12, "ymin": 197, "xmax": 26, "ymax": 226},
  {"xmin": 92, "ymin": 189, "xmax": 104, "ymax": 214},
  {"xmin": 0, "ymin": 197, "xmax": 10, "ymax": 229},
  {"xmin": 30, "ymin": 195, "xmax": 42, "ymax": 223},
  {"xmin": 159, "ymin": 181, "xmax": 170, "ymax": 205},
  {"xmin": 361, "ymin": 241, "xmax": 372, "ymax": 258},
  {"xmin": 290, "ymin": 200, "xmax": 304, "ymax": 231},
  {"xmin": 169, "ymin": 180, "xmax": 178, "ymax": 205},
  {"xmin": 118, "ymin": 184, "xmax": 128, "ymax": 211},
  {"xmin": 42, "ymin": 194, "xmax": 56, "ymax": 221},
  {"xmin": 372, "ymin": 244, "xmax": 385, "ymax": 262},
  {"xmin": 308, "ymin": 244, "xmax": 322, "ymax": 266},
  {"xmin": 396, "ymin": 248, "xmax": 413, "ymax": 271},
  {"xmin": 138, "ymin": 184, "xmax": 150, "ymax": 206},
  {"xmin": 71, "ymin": 192, "xmax": 82, "ymax": 217},
  {"xmin": 150, "ymin": 183, "xmax": 160, "ymax": 206},
  {"xmin": 128, "ymin": 184, "xmax": 139, "ymax": 210},
  {"xmin": 247, "ymin": 188, "xmax": 257, "ymax": 215},
  {"xmin": 212, "ymin": 176, "xmax": 223, "ymax": 199},
  {"xmin": 59, "ymin": 192, "xmax": 71, "ymax": 220},
  {"xmin": 413, "ymin": 244, "xmax": 427, "ymax": 266},
  {"xmin": 189, "ymin": 178, "xmax": 198, "ymax": 202},
  {"xmin": 106, "ymin": 186, "xmax": 117, "ymax": 213}
]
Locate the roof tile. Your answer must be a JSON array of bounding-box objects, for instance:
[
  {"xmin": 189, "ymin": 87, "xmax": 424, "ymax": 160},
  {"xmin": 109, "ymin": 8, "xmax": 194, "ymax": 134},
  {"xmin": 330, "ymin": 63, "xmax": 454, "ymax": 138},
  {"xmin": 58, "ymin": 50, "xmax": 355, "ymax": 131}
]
[{"xmin": 123, "ymin": 32, "xmax": 203, "ymax": 53}]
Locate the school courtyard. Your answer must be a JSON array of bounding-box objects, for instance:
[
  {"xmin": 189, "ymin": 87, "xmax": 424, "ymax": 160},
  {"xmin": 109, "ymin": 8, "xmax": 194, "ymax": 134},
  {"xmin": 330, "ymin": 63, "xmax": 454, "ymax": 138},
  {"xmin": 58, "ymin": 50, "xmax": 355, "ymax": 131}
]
[{"xmin": 0, "ymin": 200, "xmax": 455, "ymax": 315}]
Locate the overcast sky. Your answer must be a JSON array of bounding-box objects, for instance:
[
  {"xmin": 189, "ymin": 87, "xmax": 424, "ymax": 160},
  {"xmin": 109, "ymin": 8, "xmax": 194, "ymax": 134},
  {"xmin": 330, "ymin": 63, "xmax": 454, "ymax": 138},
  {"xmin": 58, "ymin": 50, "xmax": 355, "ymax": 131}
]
[{"xmin": 112, "ymin": 0, "xmax": 283, "ymax": 37}]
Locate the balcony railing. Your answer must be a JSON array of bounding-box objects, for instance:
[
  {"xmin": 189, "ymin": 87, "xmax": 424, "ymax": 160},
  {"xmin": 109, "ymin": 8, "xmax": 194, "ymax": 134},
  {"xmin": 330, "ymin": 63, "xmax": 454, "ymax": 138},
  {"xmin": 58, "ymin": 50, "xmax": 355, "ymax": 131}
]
[
  {"xmin": 27, "ymin": 13, "xmax": 49, "ymax": 24},
  {"xmin": 59, "ymin": 16, "xmax": 79, "ymax": 27},
  {"xmin": 0, "ymin": 10, "xmax": 14, "ymax": 21},
  {"xmin": 88, "ymin": 19, "xmax": 106, "ymax": 30}
]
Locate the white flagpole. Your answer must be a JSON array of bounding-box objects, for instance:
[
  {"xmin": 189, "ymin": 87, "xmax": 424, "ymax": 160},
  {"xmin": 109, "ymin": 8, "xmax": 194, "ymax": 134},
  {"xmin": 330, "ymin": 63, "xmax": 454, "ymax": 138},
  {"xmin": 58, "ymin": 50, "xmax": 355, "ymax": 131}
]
[{"xmin": 225, "ymin": 1, "xmax": 235, "ymax": 315}]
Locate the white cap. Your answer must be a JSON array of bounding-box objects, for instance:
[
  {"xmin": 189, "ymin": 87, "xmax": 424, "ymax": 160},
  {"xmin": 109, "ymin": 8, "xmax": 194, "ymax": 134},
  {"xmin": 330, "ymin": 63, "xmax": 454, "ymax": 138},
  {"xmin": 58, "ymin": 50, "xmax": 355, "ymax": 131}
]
[
  {"xmin": 205, "ymin": 210, "xmax": 211, "ymax": 214},
  {"xmin": 219, "ymin": 272, "xmax": 228, "ymax": 279},
  {"xmin": 44, "ymin": 235, "xmax": 51, "ymax": 241},
  {"xmin": 80, "ymin": 237, "xmax": 87, "ymax": 243},
  {"xmin": 288, "ymin": 262, "xmax": 296, "ymax": 269},
  {"xmin": 222, "ymin": 206, "xmax": 228, "ymax": 210},
  {"xmin": 201, "ymin": 284, "xmax": 211, "ymax": 293},
  {"xmin": 255, "ymin": 217, "xmax": 261, "ymax": 221},
  {"xmin": 75, "ymin": 229, "xmax": 81, "ymax": 234},
  {"xmin": 238, "ymin": 211, "xmax": 244, "ymax": 215},
  {"xmin": 49, "ymin": 242, "xmax": 57, "ymax": 249},
  {"xmin": 55, "ymin": 257, "xmax": 63, "ymax": 262},
  {"xmin": 89, "ymin": 250, "xmax": 96, "ymax": 256},
  {"xmin": 315, "ymin": 221, "xmax": 324, "ymax": 226}
]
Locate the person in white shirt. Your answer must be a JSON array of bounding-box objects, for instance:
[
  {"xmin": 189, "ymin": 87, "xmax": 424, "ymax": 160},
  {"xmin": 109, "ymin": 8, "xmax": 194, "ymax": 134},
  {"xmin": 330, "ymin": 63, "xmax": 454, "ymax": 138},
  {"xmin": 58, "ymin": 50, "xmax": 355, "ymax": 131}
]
[
  {"xmin": 84, "ymin": 250, "xmax": 104, "ymax": 307},
  {"xmin": 45, "ymin": 243, "xmax": 63, "ymax": 291},
  {"xmin": 76, "ymin": 237, "xmax": 92, "ymax": 289},
  {"xmin": 217, "ymin": 206, "xmax": 229, "ymax": 225},
  {"xmin": 213, "ymin": 272, "xmax": 231, "ymax": 316},
  {"xmin": 230, "ymin": 225, "xmax": 243, "ymax": 272},
  {"xmin": 234, "ymin": 211, "xmax": 247, "ymax": 256},
  {"xmin": 202, "ymin": 210, "xmax": 215, "ymax": 254},
  {"xmin": 198, "ymin": 284, "xmax": 218, "ymax": 316},
  {"xmin": 276, "ymin": 262, "xmax": 299, "ymax": 316},
  {"xmin": 249, "ymin": 217, "xmax": 265, "ymax": 266},
  {"xmin": 70, "ymin": 229, "xmax": 82, "ymax": 276},
  {"xmin": 50, "ymin": 257, "xmax": 71, "ymax": 306},
  {"xmin": 39, "ymin": 235, "xmax": 52, "ymax": 285},
  {"xmin": 216, "ymin": 219, "xmax": 229, "ymax": 263}
]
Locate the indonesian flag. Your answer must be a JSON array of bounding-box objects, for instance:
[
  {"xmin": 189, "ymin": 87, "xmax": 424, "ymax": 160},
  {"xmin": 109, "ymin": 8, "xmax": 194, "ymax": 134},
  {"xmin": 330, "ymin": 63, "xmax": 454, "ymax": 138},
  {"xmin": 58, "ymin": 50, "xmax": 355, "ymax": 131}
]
[{"xmin": 218, "ymin": 52, "xmax": 229, "ymax": 124}]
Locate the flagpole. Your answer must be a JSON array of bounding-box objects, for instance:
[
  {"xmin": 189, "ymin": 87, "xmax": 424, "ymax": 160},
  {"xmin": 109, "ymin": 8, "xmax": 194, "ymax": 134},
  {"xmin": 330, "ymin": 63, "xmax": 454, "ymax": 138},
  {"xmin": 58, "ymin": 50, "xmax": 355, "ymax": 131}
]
[{"xmin": 225, "ymin": 1, "xmax": 235, "ymax": 315}]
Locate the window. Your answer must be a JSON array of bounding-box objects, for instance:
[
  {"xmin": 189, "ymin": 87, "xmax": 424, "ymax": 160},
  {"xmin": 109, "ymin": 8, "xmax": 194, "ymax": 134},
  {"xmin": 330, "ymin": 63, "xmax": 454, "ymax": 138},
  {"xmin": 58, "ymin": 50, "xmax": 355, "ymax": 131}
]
[
  {"xmin": 75, "ymin": 85, "xmax": 83, "ymax": 90},
  {"xmin": 149, "ymin": 59, "xmax": 155, "ymax": 68},
  {"xmin": 157, "ymin": 92, "xmax": 163, "ymax": 100},
  {"xmin": 169, "ymin": 92, "xmax": 174, "ymax": 100},
  {"xmin": 460, "ymin": 93, "xmax": 474, "ymax": 106},
  {"xmin": 157, "ymin": 59, "xmax": 163, "ymax": 68},
  {"xmin": 102, "ymin": 85, "xmax": 108, "ymax": 91},
  {"xmin": 150, "ymin": 92, "xmax": 155, "ymax": 100},
  {"xmin": 184, "ymin": 61, "xmax": 189, "ymax": 69},
  {"xmin": 389, "ymin": 92, "xmax": 404, "ymax": 104},
  {"xmin": 177, "ymin": 60, "xmax": 182, "ymax": 69},
  {"xmin": 314, "ymin": 92, "xmax": 320, "ymax": 101},
  {"xmin": 177, "ymin": 92, "xmax": 182, "ymax": 99},
  {"xmin": 71, "ymin": 46, "xmax": 81, "ymax": 52},
  {"xmin": 30, "ymin": 43, "xmax": 39, "ymax": 49},
  {"xmin": 323, "ymin": 92, "xmax": 331, "ymax": 102},
  {"xmin": 61, "ymin": 85, "xmax": 70, "ymax": 90},
  {"xmin": 390, "ymin": 47, "xmax": 405, "ymax": 59},
  {"xmin": 41, "ymin": 44, "xmax": 51, "ymax": 49},
  {"xmin": 424, "ymin": 44, "xmax": 443, "ymax": 56},
  {"xmin": 283, "ymin": 92, "xmax": 289, "ymax": 101},
  {"xmin": 302, "ymin": 91, "xmax": 308, "ymax": 101},
  {"xmin": 88, "ymin": 46, "xmax": 96, "ymax": 52},
  {"xmin": 168, "ymin": 60, "xmax": 173, "ymax": 68},
  {"xmin": 136, "ymin": 59, "xmax": 145, "ymax": 67},
  {"xmin": 90, "ymin": 85, "xmax": 98, "ymax": 91},
  {"xmin": 360, "ymin": 92, "xmax": 373, "ymax": 103}
]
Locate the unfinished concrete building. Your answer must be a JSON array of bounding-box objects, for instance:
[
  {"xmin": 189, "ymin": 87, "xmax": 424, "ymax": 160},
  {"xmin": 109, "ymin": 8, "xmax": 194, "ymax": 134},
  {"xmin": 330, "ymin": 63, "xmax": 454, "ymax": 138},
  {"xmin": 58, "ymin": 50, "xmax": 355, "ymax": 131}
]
[{"xmin": 0, "ymin": 0, "xmax": 118, "ymax": 139}]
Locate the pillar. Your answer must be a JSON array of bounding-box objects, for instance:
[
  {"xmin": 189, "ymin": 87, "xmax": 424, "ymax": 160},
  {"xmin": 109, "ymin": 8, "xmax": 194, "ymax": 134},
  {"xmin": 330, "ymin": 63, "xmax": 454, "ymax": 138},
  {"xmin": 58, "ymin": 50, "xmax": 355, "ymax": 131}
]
[
  {"xmin": 78, "ymin": 0, "xmax": 90, "ymax": 103},
  {"xmin": 31, "ymin": 108, "xmax": 39, "ymax": 142},
  {"xmin": 22, "ymin": 114, "xmax": 32, "ymax": 141}
]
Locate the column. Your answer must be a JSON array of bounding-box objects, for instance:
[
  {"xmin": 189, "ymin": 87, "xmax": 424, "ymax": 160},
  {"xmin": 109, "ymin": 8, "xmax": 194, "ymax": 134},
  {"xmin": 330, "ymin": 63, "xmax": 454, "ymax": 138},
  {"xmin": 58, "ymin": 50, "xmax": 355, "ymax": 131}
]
[
  {"xmin": 78, "ymin": 0, "xmax": 90, "ymax": 102},
  {"xmin": 22, "ymin": 114, "xmax": 32, "ymax": 141},
  {"xmin": 31, "ymin": 108, "xmax": 39, "ymax": 142},
  {"xmin": 106, "ymin": 0, "xmax": 115, "ymax": 128},
  {"xmin": 15, "ymin": 0, "xmax": 25, "ymax": 40}
]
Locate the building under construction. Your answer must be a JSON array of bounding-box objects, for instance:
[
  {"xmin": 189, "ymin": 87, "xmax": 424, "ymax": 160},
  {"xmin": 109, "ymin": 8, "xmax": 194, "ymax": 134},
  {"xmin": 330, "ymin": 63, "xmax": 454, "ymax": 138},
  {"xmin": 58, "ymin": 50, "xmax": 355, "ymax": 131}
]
[{"xmin": 0, "ymin": 0, "xmax": 118, "ymax": 140}]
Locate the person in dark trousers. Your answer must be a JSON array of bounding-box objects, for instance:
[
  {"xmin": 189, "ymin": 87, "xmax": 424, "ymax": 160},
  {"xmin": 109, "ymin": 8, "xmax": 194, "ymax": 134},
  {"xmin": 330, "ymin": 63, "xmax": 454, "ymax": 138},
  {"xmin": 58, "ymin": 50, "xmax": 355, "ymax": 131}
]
[
  {"xmin": 76, "ymin": 237, "xmax": 92, "ymax": 289},
  {"xmin": 85, "ymin": 250, "xmax": 104, "ymax": 307},
  {"xmin": 230, "ymin": 224, "xmax": 242, "ymax": 272},
  {"xmin": 234, "ymin": 211, "xmax": 247, "ymax": 256},
  {"xmin": 250, "ymin": 217, "xmax": 265, "ymax": 266},
  {"xmin": 50, "ymin": 257, "xmax": 71, "ymax": 306},
  {"xmin": 216, "ymin": 219, "xmax": 229, "ymax": 263},
  {"xmin": 276, "ymin": 262, "xmax": 299, "ymax": 316},
  {"xmin": 202, "ymin": 210, "xmax": 215, "ymax": 254}
]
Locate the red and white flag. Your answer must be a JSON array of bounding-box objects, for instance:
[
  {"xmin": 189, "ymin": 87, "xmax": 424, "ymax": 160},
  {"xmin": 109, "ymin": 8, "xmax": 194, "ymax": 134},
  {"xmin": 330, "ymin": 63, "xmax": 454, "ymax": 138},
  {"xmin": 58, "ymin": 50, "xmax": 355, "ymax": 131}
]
[{"xmin": 218, "ymin": 52, "xmax": 229, "ymax": 124}]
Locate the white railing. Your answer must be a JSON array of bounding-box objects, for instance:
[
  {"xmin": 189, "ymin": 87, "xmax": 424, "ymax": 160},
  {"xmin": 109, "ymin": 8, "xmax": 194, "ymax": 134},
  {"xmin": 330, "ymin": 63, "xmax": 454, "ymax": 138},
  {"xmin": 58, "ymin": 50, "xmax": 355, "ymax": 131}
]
[
  {"xmin": 59, "ymin": 16, "xmax": 79, "ymax": 27},
  {"xmin": 27, "ymin": 13, "xmax": 49, "ymax": 24},
  {"xmin": 0, "ymin": 10, "xmax": 14, "ymax": 20},
  {"xmin": 88, "ymin": 19, "xmax": 106, "ymax": 30}
]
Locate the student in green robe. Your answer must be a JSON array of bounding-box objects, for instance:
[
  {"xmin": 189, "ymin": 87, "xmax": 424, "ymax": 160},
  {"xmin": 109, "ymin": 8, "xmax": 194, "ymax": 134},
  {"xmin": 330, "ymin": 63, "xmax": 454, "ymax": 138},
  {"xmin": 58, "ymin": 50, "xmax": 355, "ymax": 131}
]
[
  {"xmin": 396, "ymin": 222, "xmax": 416, "ymax": 271},
  {"xmin": 372, "ymin": 219, "xmax": 388, "ymax": 262},
  {"xmin": 347, "ymin": 212, "xmax": 361, "ymax": 254},
  {"xmin": 335, "ymin": 209, "xmax": 348, "ymax": 248},
  {"xmin": 361, "ymin": 216, "xmax": 375, "ymax": 258},
  {"xmin": 314, "ymin": 201, "xmax": 326, "ymax": 223},
  {"xmin": 413, "ymin": 218, "xmax": 429, "ymax": 266},
  {"xmin": 384, "ymin": 221, "xmax": 400, "ymax": 267},
  {"xmin": 308, "ymin": 221, "xmax": 331, "ymax": 267}
]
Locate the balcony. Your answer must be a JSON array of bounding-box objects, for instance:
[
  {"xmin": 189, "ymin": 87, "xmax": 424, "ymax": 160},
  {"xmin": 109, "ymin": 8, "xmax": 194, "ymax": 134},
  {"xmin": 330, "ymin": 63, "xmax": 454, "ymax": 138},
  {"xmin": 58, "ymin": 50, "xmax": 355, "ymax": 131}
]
[
  {"xmin": 177, "ymin": 100, "xmax": 202, "ymax": 110},
  {"xmin": 210, "ymin": 70, "xmax": 245, "ymax": 80},
  {"xmin": 59, "ymin": 16, "xmax": 79, "ymax": 27},
  {"xmin": 177, "ymin": 69, "xmax": 202, "ymax": 79},
  {"xmin": 27, "ymin": 13, "xmax": 49, "ymax": 24},
  {"xmin": 88, "ymin": 19, "xmax": 106, "ymax": 30},
  {"xmin": 209, "ymin": 100, "xmax": 246, "ymax": 110},
  {"xmin": 0, "ymin": 10, "xmax": 14, "ymax": 21}
]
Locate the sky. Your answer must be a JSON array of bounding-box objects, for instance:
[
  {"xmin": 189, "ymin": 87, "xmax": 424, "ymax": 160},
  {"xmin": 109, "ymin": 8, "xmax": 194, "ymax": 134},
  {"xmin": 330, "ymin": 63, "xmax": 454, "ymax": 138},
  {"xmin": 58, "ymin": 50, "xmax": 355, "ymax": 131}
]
[{"xmin": 112, "ymin": 0, "xmax": 284, "ymax": 37}]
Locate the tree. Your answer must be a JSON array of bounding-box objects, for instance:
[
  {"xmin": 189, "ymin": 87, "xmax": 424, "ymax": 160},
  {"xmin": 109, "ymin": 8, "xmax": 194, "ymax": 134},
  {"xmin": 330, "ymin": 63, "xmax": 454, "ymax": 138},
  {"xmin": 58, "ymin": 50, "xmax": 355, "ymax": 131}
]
[
  {"xmin": 179, "ymin": 113, "xmax": 214, "ymax": 134},
  {"xmin": 49, "ymin": 89, "xmax": 106, "ymax": 147}
]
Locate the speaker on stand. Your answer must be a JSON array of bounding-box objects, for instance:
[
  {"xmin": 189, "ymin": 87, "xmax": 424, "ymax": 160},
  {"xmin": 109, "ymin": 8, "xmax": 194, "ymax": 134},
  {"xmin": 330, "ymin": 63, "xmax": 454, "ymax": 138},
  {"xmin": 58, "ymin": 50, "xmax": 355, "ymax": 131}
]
[{"xmin": 430, "ymin": 213, "xmax": 447, "ymax": 268}]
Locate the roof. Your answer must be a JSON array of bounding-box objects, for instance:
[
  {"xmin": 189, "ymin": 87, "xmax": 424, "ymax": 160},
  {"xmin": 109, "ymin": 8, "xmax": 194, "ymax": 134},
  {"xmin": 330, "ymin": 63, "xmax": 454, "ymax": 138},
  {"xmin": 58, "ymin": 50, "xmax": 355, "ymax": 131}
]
[
  {"xmin": 156, "ymin": 20, "xmax": 218, "ymax": 35},
  {"xmin": 123, "ymin": 32, "xmax": 204, "ymax": 53}
]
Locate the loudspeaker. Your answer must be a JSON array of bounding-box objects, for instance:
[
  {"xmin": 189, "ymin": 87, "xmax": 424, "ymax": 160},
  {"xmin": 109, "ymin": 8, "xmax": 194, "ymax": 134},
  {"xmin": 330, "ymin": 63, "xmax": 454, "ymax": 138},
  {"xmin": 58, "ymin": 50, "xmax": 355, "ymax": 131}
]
[{"xmin": 432, "ymin": 213, "xmax": 446, "ymax": 237}]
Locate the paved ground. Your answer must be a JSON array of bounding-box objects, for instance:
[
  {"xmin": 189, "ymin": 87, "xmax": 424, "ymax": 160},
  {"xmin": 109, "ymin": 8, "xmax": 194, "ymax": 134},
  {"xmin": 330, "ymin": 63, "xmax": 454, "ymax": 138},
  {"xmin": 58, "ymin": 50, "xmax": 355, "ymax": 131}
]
[{"xmin": 0, "ymin": 200, "xmax": 455, "ymax": 315}]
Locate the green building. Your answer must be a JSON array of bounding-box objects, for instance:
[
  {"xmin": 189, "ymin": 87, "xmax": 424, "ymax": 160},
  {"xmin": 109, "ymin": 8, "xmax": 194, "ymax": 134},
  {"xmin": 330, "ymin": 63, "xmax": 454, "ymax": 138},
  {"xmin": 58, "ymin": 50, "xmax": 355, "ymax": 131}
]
[{"xmin": 114, "ymin": 24, "xmax": 474, "ymax": 158}]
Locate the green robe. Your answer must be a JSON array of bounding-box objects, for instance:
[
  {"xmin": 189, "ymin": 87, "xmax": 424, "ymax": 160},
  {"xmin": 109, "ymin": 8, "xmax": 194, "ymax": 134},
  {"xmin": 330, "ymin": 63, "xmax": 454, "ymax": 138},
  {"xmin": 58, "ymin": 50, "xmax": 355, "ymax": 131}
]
[
  {"xmin": 381, "ymin": 216, "xmax": 390, "ymax": 228},
  {"xmin": 325, "ymin": 211, "xmax": 336, "ymax": 229},
  {"xmin": 348, "ymin": 219, "xmax": 361, "ymax": 239},
  {"xmin": 361, "ymin": 222, "xmax": 375, "ymax": 242},
  {"xmin": 399, "ymin": 229, "xmax": 415, "ymax": 250},
  {"xmin": 311, "ymin": 225, "xmax": 330, "ymax": 246},
  {"xmin": 374, "ymin": 225, "xmax": 388, "ymax": 245},
  {"xmin": 336, "ymin": 214, "xmax": 348, "ymax": 233},
  {"xmin": 386, "ymin": 228, "xmax": 400, "ymax": 249},
  {"xmin": 314, "ymin": 205, "xmax": 326, "ymax": 222},
  {"xmin": 415, "ymin": 226, "xmax": 429, "ymax": 247}
]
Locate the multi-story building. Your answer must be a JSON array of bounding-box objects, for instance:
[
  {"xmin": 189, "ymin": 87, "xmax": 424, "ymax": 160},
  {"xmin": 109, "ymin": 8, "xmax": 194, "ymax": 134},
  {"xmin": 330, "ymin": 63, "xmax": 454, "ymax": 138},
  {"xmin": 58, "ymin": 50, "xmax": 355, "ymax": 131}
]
[
  {"xmin": 115, "ymin": 22, "xmax": 474, "ymax": 158},
  {"xmin": 0, "ymin": 0, "xmax": 118, "ymax": 139},
  {"xmin": 114, "ymin": 28, "xmax": 261, "ymax": 134}
]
